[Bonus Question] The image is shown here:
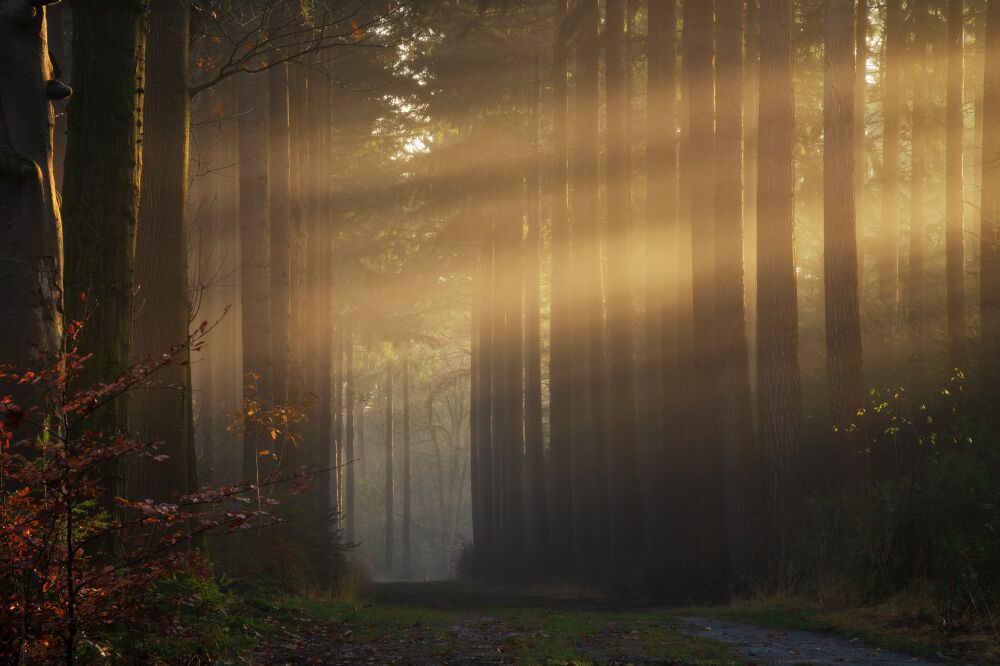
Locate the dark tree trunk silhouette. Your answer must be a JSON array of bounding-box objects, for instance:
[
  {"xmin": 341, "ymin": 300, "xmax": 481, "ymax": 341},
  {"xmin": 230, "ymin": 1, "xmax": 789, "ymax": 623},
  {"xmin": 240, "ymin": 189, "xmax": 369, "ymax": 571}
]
[
  {"xmin": 855, "ymin": 0, "xmax": 867, "ymax": 280},
  {"xmin": 981, "ymin": 0, "xmax": 1000, "ymax": 377},
  {"xmin": 880, "ymin": 0, "xmax": 903, "ymax": 325},
  {"xmin": 384, "ymin": 354, "xmax": 395, "ymax": 573},
  {"xmin": 0, "ymin": 1, "xmax": 64, "ymax": 397},
  {"xmin": 908, "ymin": 0, "xmax": 929, "ymax": 339},
  {"xmin": 947, "ymin": 0, "xmax": 967, "ymax": 365},
  {"xmin": 757, "ymin": 0, "xmax": 803, "ymax": 574},
  {"xmin": 824, "ymin": 0, "xmax": 866, "ymax": 499}
]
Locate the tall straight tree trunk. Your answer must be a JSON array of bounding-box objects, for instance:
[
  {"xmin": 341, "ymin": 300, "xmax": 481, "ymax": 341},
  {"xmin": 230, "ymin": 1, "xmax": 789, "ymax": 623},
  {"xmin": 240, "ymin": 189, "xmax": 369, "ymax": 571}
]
[
  {"xmin": 605, "ymin": 0, "xmax": 642, "ymax": 575},
  {"xmin": 855, "ymin": 0, "xmax": 867, "ymax": 282},
  {"xmin": 880, "ymin": 0, "xmax": 903, "ymax": 325},
  {"xmin": 129, "ymin": 0, "xmax": 195, "ymax": 501},
  {"xmin": 908, "ymin": 0, "xmax": 929, "ymax": 339},
  {"xmin": 548, "ymin": 0, "xmax": 573, "ymax": 569},
  {"xmin": 46, "ymin": 3, "xmax": 67, "ymax": 189},
  {"xmin": 401, "ymin": 352, "xmax": 412, "ymax": 578},
  {"xmin": 714, "ymin": 0, "xmax": 757, "ymax": 588},
  {"xmin": 981, "ymin": 0, "xmax": 1000, "ymax": 377},
  {"xmin": 0, "ymin": 2, "xmax": 64, "ymax": 396},
  {"xmin": 63, "ymin": 0, "xmax": 147, "ymax": 441},
  {"xmin": 824, "ymin": 0, "xmax": 866, "ymax": 499},
  {"xmin": 684, "ymin": 0, "xmax": 726, "ymax": 593},
  {"xmin": 269, "ymin": 62, "xmax": 292, "ymax": 406},
  {"xmin": 947, "ymin": 0, "xmax": 967, "ymax": 366},
  {"xmin": 644, "ymin": 0, "xmax": 679, "ymax": 575},
  {"xmin": 237, "ymin": 71, "xmax": 271, "ymax": 481},
  {"xmin": 757, "ymin": 0, "xmax": 803, "ymax": 574},
  {"xmin": 571, "ymin": 0, "xmax": 610, "ymax": 576},
  {"xmin": 474, "ymin": 233, "xmax": 496, "ymax": 571},
  {"xmin": 744, "ymin": 0, "xmax": 760, "ymax": 396},
  {"xmin": 345, "ymin": 330, "xmax": 356, "ymax": 543},
  {"xmin": 333, "ymin": 328, "xmax": 344, "ymax": 527},
  {"xmin": 470, "ymin": 249, "xmax": 483, "ymax": 563},
  {"xmin": 523, "ymin": 55, "xmax": 549, "ymax": 572},
  {"xmin": 384, "ymin": 354, "xmax": 395, "ymax": 573}
]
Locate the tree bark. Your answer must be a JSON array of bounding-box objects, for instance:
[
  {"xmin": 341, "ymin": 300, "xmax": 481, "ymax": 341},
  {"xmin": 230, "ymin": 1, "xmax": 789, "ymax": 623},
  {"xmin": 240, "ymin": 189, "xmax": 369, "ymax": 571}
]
[
  {"xmin": 0, "ymin": 0, "xmax": 64, "ymax": 395},
  {"xmin": 269, "ymin": 62, "xmax": 292, "ymax": 405},
  {"xmin": 384, "ymin": 354, "xmax": 395, "ymax": 573},
  {"xmin": 824, "ymin": 0, "xmax": 866, "ymax": 500},
  {"xmin": 401, "ymin": 352, "xmax": 412, "ymax": 578},
  {"xmin": 757, "ymin": 0, "xmax": 803, "ymax": 575},
  {"xmin": 908, "ymin": 0, "xmax": 929, "ymax": 340},
  {"xmin": 947, "ymin": 0, "xmax": 967, "ymax": 366},
  {"xmin": 855, "ymin": 0, "xmax": 867, "ymax": 282},
  {"xmin": 981, "ymin": 0, "xmax": 1000, "ymax": 377},
  {"xmin": 129, "ymin": 0, "xmax": 195, "ymax": 501},
  {"xmin": 880, "ymin": 0, "xmax": 903, "ymax": 326},
  {"xmin": 714, "ymin": 0, "xmax": 757, "ymax": 588},
  {"xmin": 345, "ymin": 329, "xmax": 356, "ymax": 543}
]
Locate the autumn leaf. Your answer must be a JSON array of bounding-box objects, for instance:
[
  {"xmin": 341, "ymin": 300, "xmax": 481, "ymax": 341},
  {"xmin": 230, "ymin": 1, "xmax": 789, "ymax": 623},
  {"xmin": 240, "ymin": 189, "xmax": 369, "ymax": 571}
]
[
  {"xmin": 351, "ymin": 19, "xmax": 365, "ymax": 41},
  {"xmin": 258, "ymin": 449, "xmax": 270, "ymax": 456}
]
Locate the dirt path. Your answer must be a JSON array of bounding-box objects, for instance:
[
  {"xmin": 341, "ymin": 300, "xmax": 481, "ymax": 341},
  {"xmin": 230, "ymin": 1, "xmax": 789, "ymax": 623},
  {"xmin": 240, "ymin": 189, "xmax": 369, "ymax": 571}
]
[
  {"xmin": 248, "ymin": 581, "xmax": 951, "ymax": 665},
  {"xmin": 678, "ymin": 616, "xmax": 947, "ymax": 665}
]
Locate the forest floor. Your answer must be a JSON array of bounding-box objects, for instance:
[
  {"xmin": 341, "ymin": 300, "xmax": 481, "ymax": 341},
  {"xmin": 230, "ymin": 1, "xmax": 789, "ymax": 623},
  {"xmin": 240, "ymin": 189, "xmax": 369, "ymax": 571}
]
[{"xmin": 228, "ymin": 581, "xmax": 976, "ymax": 665}]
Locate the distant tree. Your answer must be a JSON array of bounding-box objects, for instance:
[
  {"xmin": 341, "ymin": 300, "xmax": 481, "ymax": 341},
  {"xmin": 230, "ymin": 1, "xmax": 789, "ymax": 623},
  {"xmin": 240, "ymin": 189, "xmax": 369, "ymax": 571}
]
[
  {"xmin": 880, "ymin": 0, "xmax": 903, "ymax": 325},
  {"xmin": 384, "ymin": 353, "xmax": 395, "ymax": 573},
  {"xmin": 946, "ymin": 0, "xmax": 967, "ymax": 365},
  {"xmin": 907, "ymin": 0, "xmax": 929, "ymax": 339},
  {"xmin": 402, "ymin": 352, "xmax": 413, "ymax": 578}
]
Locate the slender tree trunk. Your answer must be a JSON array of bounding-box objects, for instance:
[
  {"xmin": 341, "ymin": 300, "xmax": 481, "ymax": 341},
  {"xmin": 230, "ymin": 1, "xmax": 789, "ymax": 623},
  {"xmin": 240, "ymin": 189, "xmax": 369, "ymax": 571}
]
[
  {"xmin": 402, "ymin": 352, "xmax": 412, "ymax": 579},
  {"xmin": 908, "ymin": 0, "xmax": 929, "ymax": 340},
  {"xmin": 0, "ymin": 1, "xmax": 64, "ymax": 396},
  {"xmin": 605, "ymin": 0, "xmax": 643, "ymax": 575},
  {"xmin": 62, "ymin": 0, "xmax": 147, "ymax": 442},
  {"xmin": 855, "ymin": 0, "xmax": 867, "ymax": 283},
  {"xmin": 237, "ymin": 71, "xmax": 271, "ymax": 481},
  {"xmin": 825, "ymin": 0, "xmax": 866, "ymax": 500},
  {"xmin": 475, "ymin": 232, "xmax": 496, "ymax": 572},
  {"xmin": 947, "ymin": 0, "xmax": 967, "ymax": 366},
  {"xmin": 470, "ymin": 250, "xmax": 483, "ymax": 563},
  {"xmin": 744, "ymin": 0, "xmax": 760, "ymax": 398},
  {"xmin": 880, "ymin": 0, "xmax": 903, "ymax": 326},
  {"xmin": 384, "ymin": 355, "xmax": 395, "ymax": 573},
  {"xmin": 571, "ymin": 0, "xmax": 610, "ymax": 576},
  {"xmin": 46, "ymin": 3, "xmax": 67, "ymax": 189},
  {"xmin": 345, "ymin": 330, "xmax": 356, "ymax": 543},
  {"xmin": 269, "ymin": 62, "xmax": 291, "ymax": 406},
  {"xmin": 757, "ymin": 0, "xmax": 803, "ymax": 575},
  {"xmin": 714, "ymin": 0, "xmax": 757, "ymax": 588},
  {"xmin": 129, "ymin": 0, "xmax": 195, "ymax": 501},
  {"xmin": 548, "ymin": 0, "xmax": 573, "ymax": 570},
  {"xmin": 981, "ymin": 0, "xmax": 1000, "ymax": 378},
  {"xmin": 523, "ymin": 54, "xmax": 549, "ymax": 572}
]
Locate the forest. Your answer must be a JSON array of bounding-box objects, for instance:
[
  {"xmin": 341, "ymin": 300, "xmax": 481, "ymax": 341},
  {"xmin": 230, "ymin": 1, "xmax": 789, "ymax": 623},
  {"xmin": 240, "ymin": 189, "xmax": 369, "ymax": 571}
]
[{"xmin": 2, "ymin": 0, "xmax": 1000, "ymax": 663}]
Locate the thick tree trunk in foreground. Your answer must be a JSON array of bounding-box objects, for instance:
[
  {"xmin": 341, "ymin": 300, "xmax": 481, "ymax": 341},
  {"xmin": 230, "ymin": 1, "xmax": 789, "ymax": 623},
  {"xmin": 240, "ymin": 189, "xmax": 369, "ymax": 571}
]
[
  {"xmin": 63, "ymin": 1, "xmax": 147, "ymax": 441},
  {"xmin": 824, "ymin": 0, "xmax": 866, "ymax": 500},
  {"xmin": 714, "ymin": 0, "xmax": 757, "ymax": 588},
  {"xmin": 757, "ymin": 0, "xmax": 803, "ymax": 575},
  {"xmin": 0, "ymin": 1, "xmax": 64, "ymax": 391},
  {"xmin": 981, "ymin": 0, "xmax": 1000, "ymax": 379},
  {"xmin": 130, "ymin": 0, "xmax": 196, "ymax": 501},
  {"xmin": 947, "ymin": 0, "xmax": 967, "ymax": 366}
]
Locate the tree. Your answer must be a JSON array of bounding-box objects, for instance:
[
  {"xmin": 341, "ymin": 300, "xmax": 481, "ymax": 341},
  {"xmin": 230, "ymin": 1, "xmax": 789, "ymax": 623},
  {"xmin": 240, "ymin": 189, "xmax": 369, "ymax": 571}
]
[
  {"xmin": 605, "ymin": 0, "xmax": 642, "ymax": 574},
  {"xmin": 947, "ymin": 0, "xmax": 967, "ymax": 365},
  {"xmin": 982, "ymin": 0, "xmax": 1000, "ymax": 375},
  {"xmin": 757, "ymin": 0, "xmax": 803, "ymax": 572},
  {"xmin": 402, "ymin": 351, "xmax": 412, "ymax": 578},
  {"xmin": 855, "ymin": 0, "xmax": 867, "ymax": 279},
  {"xmin": 824, "ymin": 0, "xmax": 866, "ymax": 498},
  {"xmin": 0, "ymin": 1, "xmax": 64, "ymax": 389},
  {"xmin": 270, "ymin": 61, "xmax": 292, "ymax": 405},
  {"xmin": 345, "ymin": 330, "xmax": 356, "ymax": 542},
  {"xmin": 384, "ymin": 353, "xmax": 395, "ymax": 573},
  {"xmin": 907, "ymin": 0, "xmax": 929, "ymax": 339},
  {"xmin": 880, "ymin": 0, "xmax": 903, "ymax": 324},
  {"xmin": 714, "ymin": 0, "xmax": 757, "ymax": 586},
  {"xmin": 62, "ymin": 0, "xmax": 148, "ymax": 445},
  {"xmin": 129, "ymin": 0, "xmax": 196, "ymax": 501}
]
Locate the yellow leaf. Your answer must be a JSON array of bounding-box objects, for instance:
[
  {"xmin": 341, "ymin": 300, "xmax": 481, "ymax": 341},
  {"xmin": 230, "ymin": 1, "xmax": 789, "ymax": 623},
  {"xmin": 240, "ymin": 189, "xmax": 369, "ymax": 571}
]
[
  {"xmin": 258, "ymin": 449, "xmax": 270, "ymax": 456},
  {"xmin": 270, "ymin": 429, "xmax": 278, "ymax": 440}
]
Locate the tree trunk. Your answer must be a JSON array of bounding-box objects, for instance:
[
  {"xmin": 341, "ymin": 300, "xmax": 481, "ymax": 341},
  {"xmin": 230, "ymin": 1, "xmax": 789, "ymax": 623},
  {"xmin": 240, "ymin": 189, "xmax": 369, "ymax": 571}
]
[
  {"xmin": 605, "ymin": 0, "xmax": 642, "ymax": 576},
  {"xmin": 523, "ymin": 54, "xmax": 549, "ymax": 572},
  {"xmin": 824, "ymin": 0, "xmax": 866, "ymax": 500},
  {"xmin": 269, "ymin": 62, "xmax": 291, "ymax": 406},
  {"xmin": 981, "ymin": 0, "xmax": 1000, "ymax": 377},
  {"xmin": 548, "ymin": 0, "xmax": 573, "ymax": 569},
  {"xmin": 474, "ymin": 232, "xmax": 496, "ymax": 571},
  {"xmin": 757, "ymin": 0, "xmax": 803, "ymax": 575},
  {"xmin": 46, "ymin": 3, "xmax": 67, "ymax": 189},
  {"xmin": 401, "ymin": 352, "xmax": 412, "ymax": 579},
  {"xmin": 0, "ymin": 1, "xmax": 64, "ymax": 395},
  {"xmin": 237, "ymin": 71, "xmax": 271, "ymax": 481},
  {"xmin": 908, "ymin": 0, "xmax": 929, "ymax": 340},
  {"xmin": 384, "ymin": 354, "xmax": 395, "ymax": 573},
  {"xmin": 855, "ymin": 0, "xmax": 867, "ymax": 283},
  {"xmin": 129, "ymin": 0, "xmax": 195, "ymax": 501},
  {"xmin": 880, "ymin": 0, "xmax": 903, "ymax": 326},
  {"xmin": 644, "ymin": 0, "xmax": 679, "ymax": 577},
  {"xmin": 714, "ymin": 0, "xmax": 757, "ymax": 588},
  {"xmin": 571, "ymin": 0, "xmax": 610, "ymax": 576},
  {"xmin": 345, "ymin": 329, "xmax": 356, "ymax": 543},
  {"xmin": 947, "ymin": 0, "xmax": 967, "ymax": 366}
]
